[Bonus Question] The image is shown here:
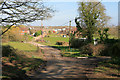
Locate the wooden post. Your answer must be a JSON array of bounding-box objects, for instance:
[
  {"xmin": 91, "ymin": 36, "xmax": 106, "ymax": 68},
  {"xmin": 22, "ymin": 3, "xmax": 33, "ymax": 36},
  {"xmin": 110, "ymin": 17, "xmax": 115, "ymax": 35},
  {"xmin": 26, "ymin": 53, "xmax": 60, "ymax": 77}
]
[
  {"xmin": 69, "ymin": 21, "xmax": 71, "ymax": 50},
  {"xmin": 118, "ymin": 25, "xmax": 120, "ymax": 39}
]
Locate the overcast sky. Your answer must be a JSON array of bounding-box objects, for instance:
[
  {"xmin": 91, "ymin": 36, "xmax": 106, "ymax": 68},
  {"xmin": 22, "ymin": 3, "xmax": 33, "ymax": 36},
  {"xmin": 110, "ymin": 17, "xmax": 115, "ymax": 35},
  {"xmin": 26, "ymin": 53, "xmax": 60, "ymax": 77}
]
[{"xmin": 30, "ymin": 1, "xmax": 119, "ymax": 27}]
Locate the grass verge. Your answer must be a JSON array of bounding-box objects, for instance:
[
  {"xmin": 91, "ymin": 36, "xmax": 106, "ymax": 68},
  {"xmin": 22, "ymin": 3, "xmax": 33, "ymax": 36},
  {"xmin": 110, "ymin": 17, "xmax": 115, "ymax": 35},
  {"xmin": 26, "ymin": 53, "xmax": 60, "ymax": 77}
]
[
  {"xmin": 94, "ymin": 58, "xmax": 120, "ymax": 78},
  {"xmin": 2, "ymin": 42, "xmax": 37, "ymax": 52},
  {"xmin": 2, "ymin": 44, "xmax": 45, "ymax": 79}
]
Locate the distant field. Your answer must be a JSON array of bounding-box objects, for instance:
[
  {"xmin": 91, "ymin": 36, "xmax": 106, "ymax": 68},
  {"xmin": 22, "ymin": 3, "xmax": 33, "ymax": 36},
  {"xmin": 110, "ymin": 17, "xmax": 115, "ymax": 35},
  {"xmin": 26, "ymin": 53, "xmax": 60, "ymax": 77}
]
[
  {"xmin": 38, "ymin": 35, "xmax": 69, "ymax": 46},
  {"xmin": 2, "ymin": 42, "xmax": 37, "ymax": 52},
  {"xmin": 38, "ymin": 34, "xmax": 82, "ymax": 57},
  {"xmin": 93, "ymin": 34, "xmax": 118, "ymax": 39},
  {"xmin": 41, "ymin": 33, "xmax": 118, "ymax": 46}
]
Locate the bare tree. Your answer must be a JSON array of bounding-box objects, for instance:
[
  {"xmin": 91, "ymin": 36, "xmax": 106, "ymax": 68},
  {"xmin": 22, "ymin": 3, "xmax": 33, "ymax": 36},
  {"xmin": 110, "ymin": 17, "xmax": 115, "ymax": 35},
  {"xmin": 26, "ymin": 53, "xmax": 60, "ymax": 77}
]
[{"xmin": 0, "ymin": 0, "xmax": 54, "ymax": 36}]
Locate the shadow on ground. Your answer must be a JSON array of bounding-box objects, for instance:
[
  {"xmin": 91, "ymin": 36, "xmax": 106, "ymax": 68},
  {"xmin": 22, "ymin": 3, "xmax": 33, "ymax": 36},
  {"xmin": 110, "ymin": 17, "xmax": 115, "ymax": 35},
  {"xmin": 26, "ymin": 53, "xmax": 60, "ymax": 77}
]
[{"xmin": 2, "ymin": 45, "xmax": 45, "ymax": 80}]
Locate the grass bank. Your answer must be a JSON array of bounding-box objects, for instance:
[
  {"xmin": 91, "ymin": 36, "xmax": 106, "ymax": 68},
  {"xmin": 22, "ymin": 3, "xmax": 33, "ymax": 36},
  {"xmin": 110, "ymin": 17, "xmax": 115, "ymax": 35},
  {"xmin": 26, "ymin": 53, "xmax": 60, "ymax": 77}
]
[
  {"xmin": 2, "ymin": 42, "xmax": 45, "ymax": 79},
  {"xmin": 2, "ymin": 42, "xmax": 37, "ymax": 52}
]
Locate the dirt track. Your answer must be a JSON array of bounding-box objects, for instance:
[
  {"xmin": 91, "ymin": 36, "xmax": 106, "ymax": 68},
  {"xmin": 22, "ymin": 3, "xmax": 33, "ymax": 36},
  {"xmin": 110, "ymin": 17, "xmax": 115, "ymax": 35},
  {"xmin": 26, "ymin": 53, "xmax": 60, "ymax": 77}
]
[{"xmin": 27, "ymin": 42, "xmax": 112, "ymax": 78}]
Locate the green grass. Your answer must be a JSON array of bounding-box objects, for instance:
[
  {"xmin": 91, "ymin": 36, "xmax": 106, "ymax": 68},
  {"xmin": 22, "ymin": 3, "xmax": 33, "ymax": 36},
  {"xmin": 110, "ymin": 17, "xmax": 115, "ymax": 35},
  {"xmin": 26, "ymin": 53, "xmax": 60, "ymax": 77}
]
[
  {"xmin": 38, "ymin": 35, "xmax": 69, "ymax": 46},
  {"xmin": 2, "ymin": 42, "xmax": 37, "ymax": 52},
  {"xmin": 2, "ymin": 51, "xmax": 45, "ymax": 79},
  {"xmin": 37, "ymin": 35, "xmax": 85, "ymax": 57},
  {"xmin": 93, "ymin": 34, "xmax": 118, "ymax": 39},
  {"xmin": 48, "ymin": 34, "xmax": 62, "ymax": 37},
  {"xmin": 108, "ymin": 35, "xmax": 118, "ymax": 39},
  {"xmin": 94, "ymin": 60, "xmax": 120, "ymax": 77},
  {"xmin": 37, "ymin": 34, "xmax": 92, "ymax": 57},
  {"xmin": 2, "ymin": 44, "xmax": 45, "ymax": 79},
  {"xmin": 51, "ymin": 46, "xmax": 90, "ymax": 57}
]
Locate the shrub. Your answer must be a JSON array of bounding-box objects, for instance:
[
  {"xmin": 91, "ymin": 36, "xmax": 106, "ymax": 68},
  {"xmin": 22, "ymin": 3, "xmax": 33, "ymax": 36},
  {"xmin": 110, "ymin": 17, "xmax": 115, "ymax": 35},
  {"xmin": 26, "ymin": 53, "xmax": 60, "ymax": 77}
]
[
  {"xmin": 34, "ymin": 30, "xmax": 42, "ymax": 37},
  {"xmin": 70, "ymin": 38, "xmax": 87, "ymax": 48},
  {"xmin": 2, "ymin": 26, "xmax": 24, "ymax": 42},
  {"xmin": 99, "ymin": 41, "xmax": 120, "ymax": 65},
  {"xmin": 104, "ymin": 39, "xmax": 118, "ymax": 44},
  {"xmin": 2, "ymin": 33, "xmax": 9, "ymax": 42},
  {"xmin": 109, "ymin": 42, "xmax": 120, "ymax": 58},
  {"xmin": 92, "ymin": 44, "xmax": 106, "ymax": 56},
  {"xmin": 48, "ymin": 30, "xmax": 51, "ymax": 35},
  {"xmin": 100, "ymin": 39, "xmax": 119, "ymax": 56},
  {"xmin": 9, "ymin": 34, "xmax": 24, "ymax": 42},
  {"xmin": 2, "ymin": 45, "xmax": 17, "ymax": 57},
  {"xmin": 80, "ymin": 43, "xmax": 106, "ymax": 56},
  {"xmin": 56, "ymin": 41, "xmax": 63, "ymax": 45},
  {"xmin": 56, "ymin": 41, "xmax": 68, "ymax": 46},
  {"xmin": 2, "ymin": 39, "xmax": 9, "ymax": 43},
  {"xmin": 80, "ymin": 43, "xmax": 93, "ymax": 56}
]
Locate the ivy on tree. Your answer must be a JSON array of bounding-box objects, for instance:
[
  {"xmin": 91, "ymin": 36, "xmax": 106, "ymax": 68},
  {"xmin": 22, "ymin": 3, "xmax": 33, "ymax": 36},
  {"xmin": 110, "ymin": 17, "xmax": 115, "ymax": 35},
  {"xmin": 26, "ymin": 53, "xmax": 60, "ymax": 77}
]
[{"xmin": 75, "ymin": 1, "xmax": 111, "ymax": 42}]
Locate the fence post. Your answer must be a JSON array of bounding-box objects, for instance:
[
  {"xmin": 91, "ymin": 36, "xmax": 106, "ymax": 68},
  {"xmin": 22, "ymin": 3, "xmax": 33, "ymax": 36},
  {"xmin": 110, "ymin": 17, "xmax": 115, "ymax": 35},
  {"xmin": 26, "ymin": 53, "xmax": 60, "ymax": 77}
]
[{"xmin": 69, "ymin": 20, "xmax": 71, "ymax": 50}]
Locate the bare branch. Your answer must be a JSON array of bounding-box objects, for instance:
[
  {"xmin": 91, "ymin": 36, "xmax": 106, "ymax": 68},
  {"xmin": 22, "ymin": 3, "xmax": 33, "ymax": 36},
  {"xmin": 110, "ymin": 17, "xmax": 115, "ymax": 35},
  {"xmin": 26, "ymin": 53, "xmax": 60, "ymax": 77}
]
[
  {"xmin": 0, "ymin": 23, "xmax": 15, "ymax": 36},
  {"xmin": 0, "ymin": 0, "xmax": 54, "ymax": 35}
]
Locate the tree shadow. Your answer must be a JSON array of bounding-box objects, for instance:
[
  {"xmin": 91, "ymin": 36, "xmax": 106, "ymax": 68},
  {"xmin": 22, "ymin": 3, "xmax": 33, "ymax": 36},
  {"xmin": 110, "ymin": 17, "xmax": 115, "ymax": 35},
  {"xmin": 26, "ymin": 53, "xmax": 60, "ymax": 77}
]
[
  {"xmin": 30, "ymin": 57, "xmax": 102, "ymax": 79},
  {"xmin": 2, "ymin": 45, "xmax": 45, "ymax": 79},
  {"xmin": 51, "ymin": 46, "xmax": 69, "ymax": 50},
  {"xmin": 2, "ymin": 64, "xmax": 28, "ymax": 79},
  {"xmin": 108, "ymin": 74, "xmax": 120, "ymax": 77}
]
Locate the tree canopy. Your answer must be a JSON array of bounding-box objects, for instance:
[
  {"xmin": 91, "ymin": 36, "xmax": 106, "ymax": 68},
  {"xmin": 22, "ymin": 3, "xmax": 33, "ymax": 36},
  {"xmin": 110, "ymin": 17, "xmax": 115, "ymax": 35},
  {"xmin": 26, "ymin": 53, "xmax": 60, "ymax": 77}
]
[{"xmin": 76, "ymin": 1, "xmax": 111, "ymax": 42}]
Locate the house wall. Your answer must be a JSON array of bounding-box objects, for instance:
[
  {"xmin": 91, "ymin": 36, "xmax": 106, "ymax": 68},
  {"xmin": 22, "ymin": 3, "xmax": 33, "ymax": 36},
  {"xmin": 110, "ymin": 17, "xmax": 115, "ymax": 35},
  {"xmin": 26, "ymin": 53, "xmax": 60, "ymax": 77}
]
[{"xmin": 20, "ymin": 30, "xmax": 29, "ymax": 35}]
